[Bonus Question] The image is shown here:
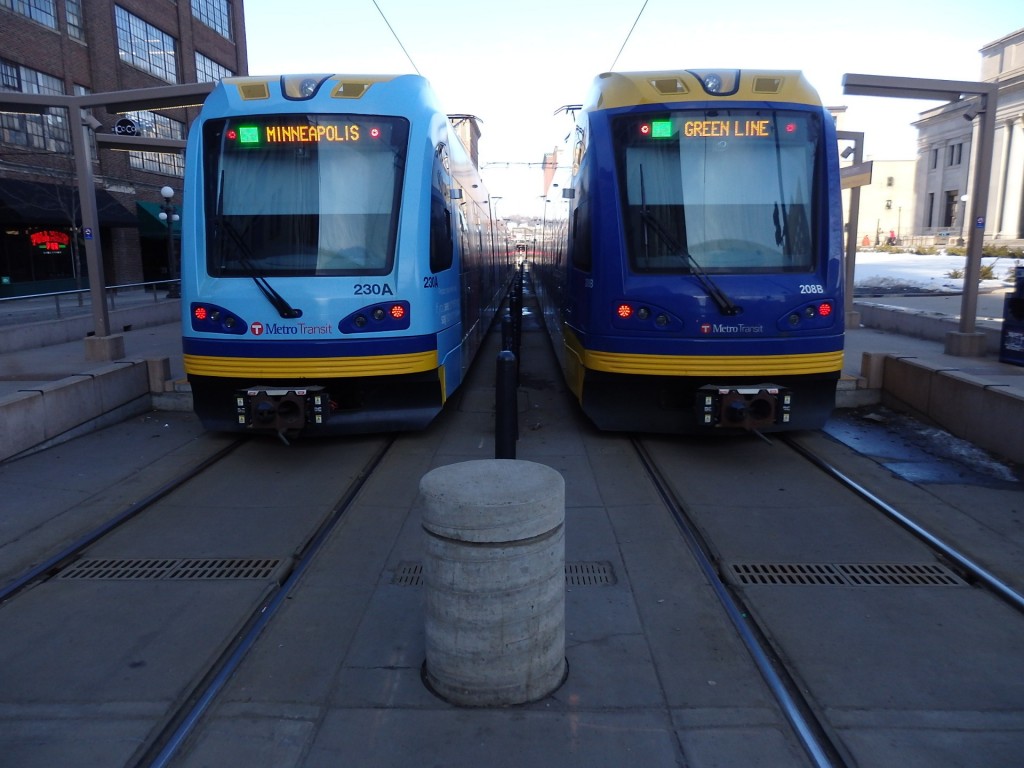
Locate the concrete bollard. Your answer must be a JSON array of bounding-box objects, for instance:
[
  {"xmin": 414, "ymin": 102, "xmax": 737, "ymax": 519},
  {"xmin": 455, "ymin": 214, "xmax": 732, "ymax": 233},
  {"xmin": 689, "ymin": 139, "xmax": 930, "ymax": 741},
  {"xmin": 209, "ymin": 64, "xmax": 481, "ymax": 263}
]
[{"xmin": 420, "ymin": 459, "xmax": 566, "ymax": 706}]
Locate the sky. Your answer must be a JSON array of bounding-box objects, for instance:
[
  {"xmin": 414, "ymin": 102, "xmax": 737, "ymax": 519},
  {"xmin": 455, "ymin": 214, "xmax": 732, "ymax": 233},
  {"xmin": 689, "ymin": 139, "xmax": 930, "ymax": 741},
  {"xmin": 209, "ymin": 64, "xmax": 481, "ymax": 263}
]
[{"xmin": 242, "ymin": 0, "xmax": 1019, "ymax": 216}]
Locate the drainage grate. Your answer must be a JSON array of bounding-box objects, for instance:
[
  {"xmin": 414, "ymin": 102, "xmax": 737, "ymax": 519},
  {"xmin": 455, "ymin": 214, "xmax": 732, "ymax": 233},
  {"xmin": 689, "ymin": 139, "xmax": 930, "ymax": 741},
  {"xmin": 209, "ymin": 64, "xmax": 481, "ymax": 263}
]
[
  {"xmin": 728, "ymin": 562, "xmax": 846, "ymax": 586},
  {"xmin": 392, "ymin": 561, "xmax": 424, "ymax": 586},
  {"xmin": 726, "ymin": 561, "xmax": 965, "ymax": 587},
  {"xmin": 59, "ymin": 557, "xmax": 282, "ymax": 581},
  {"xmin": 391, "ymin": 561, "xmax": 616, "ymax": 587},
  {"xmin": 836, "ymin": 562, "xmax": 964, "ymax": 586},
  {"xmin": 565, "ymin": 561, "xmax": 617, "ymax": 586}
]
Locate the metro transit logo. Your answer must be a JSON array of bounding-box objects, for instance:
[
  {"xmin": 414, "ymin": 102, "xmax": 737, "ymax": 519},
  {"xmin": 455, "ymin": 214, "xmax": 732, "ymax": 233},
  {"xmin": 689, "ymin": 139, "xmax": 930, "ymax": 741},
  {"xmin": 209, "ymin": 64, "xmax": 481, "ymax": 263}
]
[{"xmin": 248, "ymin": 320, "xmax": 334, "ymax": 336}]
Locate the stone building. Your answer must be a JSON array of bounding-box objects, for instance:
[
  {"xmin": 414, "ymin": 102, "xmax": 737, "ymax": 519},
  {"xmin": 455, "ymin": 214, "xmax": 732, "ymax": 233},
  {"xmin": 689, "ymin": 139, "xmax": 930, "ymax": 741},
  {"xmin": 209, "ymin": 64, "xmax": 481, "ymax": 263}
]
[
  {"xmin": 913, "ymin": 26, "xmax": 1024, "ymax": 246},
  {"xmin": 0, "ymin": 0, "xmax": 248, "ymax": 295}
]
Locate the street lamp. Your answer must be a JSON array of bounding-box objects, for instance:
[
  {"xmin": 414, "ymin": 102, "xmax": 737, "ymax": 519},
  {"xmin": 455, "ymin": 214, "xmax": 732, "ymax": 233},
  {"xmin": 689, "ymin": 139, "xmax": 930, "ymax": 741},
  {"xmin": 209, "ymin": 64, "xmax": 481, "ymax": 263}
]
[{"xmin": 158, "ymin": 185, "xmax": 181, "ymax": 298}]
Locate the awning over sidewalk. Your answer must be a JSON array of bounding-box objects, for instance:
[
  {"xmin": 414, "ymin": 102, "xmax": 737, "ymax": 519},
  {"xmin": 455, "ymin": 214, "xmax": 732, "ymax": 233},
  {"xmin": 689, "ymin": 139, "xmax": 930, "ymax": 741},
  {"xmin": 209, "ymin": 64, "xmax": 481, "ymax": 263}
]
[
  {"xmin": 136, "ymin": 201, "xmax": 182, "ymax": 238},
  {"xmin": 0, "ymin": 178, "xmax": 137, "ymax": 227}
]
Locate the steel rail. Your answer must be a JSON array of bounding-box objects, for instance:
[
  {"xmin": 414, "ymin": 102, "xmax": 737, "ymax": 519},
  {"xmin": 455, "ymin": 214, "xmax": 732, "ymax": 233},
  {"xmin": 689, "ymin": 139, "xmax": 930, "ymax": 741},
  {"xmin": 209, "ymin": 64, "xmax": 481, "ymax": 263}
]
[
  {"xmin": 633, "ymin": 438, "xmax": 847, "ymax": 768},
  {"xmin": 0, "ymin": 438, "xmax": 245, "ymax": 606},
  {"xmin": 784, "ymin": 435, "xmax": 1024, "ymax": 615},
  {"xmin": 137, "ymin": 437, "xmax": 395, "ymax": 768}
]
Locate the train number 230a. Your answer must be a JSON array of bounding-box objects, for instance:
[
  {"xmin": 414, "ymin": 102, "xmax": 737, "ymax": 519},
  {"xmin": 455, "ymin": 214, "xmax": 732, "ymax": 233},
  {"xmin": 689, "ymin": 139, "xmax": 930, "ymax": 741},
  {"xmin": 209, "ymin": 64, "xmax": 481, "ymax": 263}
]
[
  {"xmin": 354, "ymin": 283, "xmax": 395, "ymax": 296},
  {"xmin": 799, "ymin": 284, "xmax": 825, "ymax": 294}
]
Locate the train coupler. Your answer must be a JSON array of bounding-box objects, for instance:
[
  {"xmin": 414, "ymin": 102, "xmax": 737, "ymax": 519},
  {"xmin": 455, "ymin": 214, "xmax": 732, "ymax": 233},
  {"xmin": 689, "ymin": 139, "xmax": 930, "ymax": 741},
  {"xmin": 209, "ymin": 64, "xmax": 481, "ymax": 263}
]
[
  {"xmin": 696, "ymin": 384, "xmax": 792, "ymax": 430},
  {"xmin": 236, "ymin": 386, "xmax": 329, "ymax": 441}
]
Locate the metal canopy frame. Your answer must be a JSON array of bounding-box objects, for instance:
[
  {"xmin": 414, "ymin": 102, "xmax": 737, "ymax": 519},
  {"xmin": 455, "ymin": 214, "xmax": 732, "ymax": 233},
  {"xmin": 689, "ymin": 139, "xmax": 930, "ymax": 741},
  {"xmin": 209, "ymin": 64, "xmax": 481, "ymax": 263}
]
[
  {"xmin": 843, "ymin": 73, "xmax": 999, "ymax": 356},
  {"xmin": 0, "ymin": 83, "xmax": 213, "ymax": 347}
]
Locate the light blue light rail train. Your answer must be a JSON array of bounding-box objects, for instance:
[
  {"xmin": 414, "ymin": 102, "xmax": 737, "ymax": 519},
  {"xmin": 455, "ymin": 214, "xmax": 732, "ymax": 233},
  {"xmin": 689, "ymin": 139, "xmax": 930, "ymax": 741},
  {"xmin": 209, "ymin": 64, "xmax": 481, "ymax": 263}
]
[{"xmin": 181, "ymin": 74, "xmax": 509, "ymax": 439}]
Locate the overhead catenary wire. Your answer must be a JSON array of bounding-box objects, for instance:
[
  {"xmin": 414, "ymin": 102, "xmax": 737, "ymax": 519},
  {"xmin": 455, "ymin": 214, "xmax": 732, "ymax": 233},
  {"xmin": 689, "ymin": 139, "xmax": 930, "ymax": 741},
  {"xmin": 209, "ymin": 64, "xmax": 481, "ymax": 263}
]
[
  {"xmin": 609, "ymin": 0, "xmax": 650, "ymax": 71},
  {"xmin": 372, "ymin": 0, "xmax": 421, "ymax": 75}
]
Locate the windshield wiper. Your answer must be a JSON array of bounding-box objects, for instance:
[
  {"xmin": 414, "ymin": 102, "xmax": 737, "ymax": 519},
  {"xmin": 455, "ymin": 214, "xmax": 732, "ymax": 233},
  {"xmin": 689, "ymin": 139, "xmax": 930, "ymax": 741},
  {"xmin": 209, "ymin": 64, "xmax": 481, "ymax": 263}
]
[
  {"xmin": 638, "ymin": 165, "xmax": 741, "ymax": 316},
  {"xmin": 215, "ymin": 171, "xmax": 302, "ymax": 319}
]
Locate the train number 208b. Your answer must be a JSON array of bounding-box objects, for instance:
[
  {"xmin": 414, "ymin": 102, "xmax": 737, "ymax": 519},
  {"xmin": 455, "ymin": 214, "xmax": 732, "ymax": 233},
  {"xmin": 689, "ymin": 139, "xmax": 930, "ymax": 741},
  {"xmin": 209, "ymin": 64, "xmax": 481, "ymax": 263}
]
[{"xmin": 799, "ymin": 284, "xmax": 825, "ymax": 294}]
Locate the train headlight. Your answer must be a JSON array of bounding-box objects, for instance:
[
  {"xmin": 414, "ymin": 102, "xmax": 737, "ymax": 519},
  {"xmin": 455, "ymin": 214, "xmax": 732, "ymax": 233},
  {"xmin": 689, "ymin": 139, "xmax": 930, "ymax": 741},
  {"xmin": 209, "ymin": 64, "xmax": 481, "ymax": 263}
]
[
  {"xmin": 688, "ymin": 70, "xmax": 739, "ymax": 96},
  {"xmin": 777, "ymin": 299, "xmax": 837, "ymax": 331},
  {"xmin": 190, "ymin": 302, "xmax": 247, "ymax": 335},
  {"xmin": 339, "ymin": 301, "xmax": 411, "ymax": 333},
  {"xmin": 611, "ymin": 300, "xmax": 682, "ymax": 331},
  {"xmin": 282, "ymin": 74, "xmax": 329, "ymax": 100}
]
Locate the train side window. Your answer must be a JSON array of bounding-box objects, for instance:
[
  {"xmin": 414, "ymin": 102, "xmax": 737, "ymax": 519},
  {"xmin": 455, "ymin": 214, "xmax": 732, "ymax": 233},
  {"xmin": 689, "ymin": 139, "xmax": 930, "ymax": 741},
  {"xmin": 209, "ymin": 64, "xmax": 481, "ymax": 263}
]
[
  {"xmin": 430, "ymin": 145, "xmax": 454, "ymax": 273},
  {"xmin": 429, "ymin": 187, "xmax": 453, "ymax": 273}
]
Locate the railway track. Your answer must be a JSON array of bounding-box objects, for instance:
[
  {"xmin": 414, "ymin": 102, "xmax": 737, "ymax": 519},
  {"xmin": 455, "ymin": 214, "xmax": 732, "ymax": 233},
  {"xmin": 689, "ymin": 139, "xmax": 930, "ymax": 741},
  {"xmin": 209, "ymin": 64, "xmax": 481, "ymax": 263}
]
[
  {"xmin": 0, "ymin": 433, "xmax": 394, "ymax": 768},
  {"xmin": 0, "ymin": 438, "xmax": 247, "ymax": 606},
  {"xmin": 633, "ymin": 431, "xmax": 1024, "ymax": 768}
]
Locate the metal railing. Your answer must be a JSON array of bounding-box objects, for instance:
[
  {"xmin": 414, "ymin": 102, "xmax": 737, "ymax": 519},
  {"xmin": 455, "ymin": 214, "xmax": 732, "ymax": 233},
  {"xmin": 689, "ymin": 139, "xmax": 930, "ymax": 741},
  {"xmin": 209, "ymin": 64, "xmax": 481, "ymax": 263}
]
[{"xmin": 0, "ymin": 280, "xmax": 179, "ymax": 327}]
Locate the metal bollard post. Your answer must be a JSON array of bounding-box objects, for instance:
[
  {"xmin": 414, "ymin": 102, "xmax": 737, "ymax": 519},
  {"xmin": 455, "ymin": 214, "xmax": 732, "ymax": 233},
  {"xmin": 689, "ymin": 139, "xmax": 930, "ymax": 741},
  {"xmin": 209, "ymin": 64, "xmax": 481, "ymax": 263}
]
[
  {"xmin": 510, "ymin": 271, "xmax": 522, "ymax": 361},
  {"xmin": 495, "ymin": 350, "xmax": 517, "ymax": 459},
  {"xmin": 501, "ymin": 312, "xmax": 512, "ymax": 352}
]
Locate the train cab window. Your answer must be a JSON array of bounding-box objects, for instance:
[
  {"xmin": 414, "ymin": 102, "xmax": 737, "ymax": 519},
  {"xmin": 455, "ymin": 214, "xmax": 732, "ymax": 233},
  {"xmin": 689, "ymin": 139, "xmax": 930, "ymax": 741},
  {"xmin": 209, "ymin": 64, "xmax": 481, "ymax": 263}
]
[
  {"xmin": 203, "ymin": 114, "xmax": 409, "ymax": 277},
  {"xmin": 613, "ymin": 110, "xmax": 820, "ymax": 273}
]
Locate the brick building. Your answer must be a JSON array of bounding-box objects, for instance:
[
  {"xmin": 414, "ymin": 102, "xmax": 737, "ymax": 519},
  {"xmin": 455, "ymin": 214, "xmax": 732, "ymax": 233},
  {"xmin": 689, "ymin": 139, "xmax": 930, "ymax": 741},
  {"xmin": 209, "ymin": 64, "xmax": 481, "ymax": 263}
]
[{"xmin": 0, "ymin": 0, "xmax": 248, "ymax": 295}]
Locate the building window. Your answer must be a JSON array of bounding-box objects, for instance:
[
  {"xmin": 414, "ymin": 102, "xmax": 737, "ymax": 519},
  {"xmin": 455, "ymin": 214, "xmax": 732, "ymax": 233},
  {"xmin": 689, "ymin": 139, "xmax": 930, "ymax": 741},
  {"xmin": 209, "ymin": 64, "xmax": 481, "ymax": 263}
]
[
  {"xmin": 931, "ymin": 148, "xmax": 939, "ymax": 170},
  {"xmin": 926, "ymin": 192, "xmax": 935, "ymax": 228},
  {"xmin": 115, "ymin": 6, "xmax": 178, "ymax": 83},
  {"xmin": 124, "ymin": 110, "xmax": 184, "ymax": 176},
  {"xmin": 65, "ymin": 0, "xmax": 84, "ymax": 41},
  {"xmin": 191, "ymin": 0, "xmax": 232, "ymax": 40},
  {"xmin": 947, "ymin": 142, "xmax": 963, "ymax": 167},
  {"xmin": 0, "ymin": 59, "xmax": 69, "ymax": 153},
  {"xmin": 195, "ymin": 51, "xmax": 233, "ymax": 83},
  {"xmin": 0, "ymin": 0, "xmax": 58, "ymax": 29},
  {"xmin": 942, "ymin": 190, "xmax": 958, "ymax": 228}
]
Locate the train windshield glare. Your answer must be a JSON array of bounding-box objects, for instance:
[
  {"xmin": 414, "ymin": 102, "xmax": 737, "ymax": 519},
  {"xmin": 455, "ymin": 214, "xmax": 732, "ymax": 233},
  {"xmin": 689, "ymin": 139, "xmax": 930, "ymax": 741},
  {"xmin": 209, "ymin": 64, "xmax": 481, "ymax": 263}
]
[
  {"xmin": 202, "ymin": 114, "xmax": 409, "ymax": 277},
  {"xmin": 615, "ymin": 109, "xmax": 821, "ymax": 273}
]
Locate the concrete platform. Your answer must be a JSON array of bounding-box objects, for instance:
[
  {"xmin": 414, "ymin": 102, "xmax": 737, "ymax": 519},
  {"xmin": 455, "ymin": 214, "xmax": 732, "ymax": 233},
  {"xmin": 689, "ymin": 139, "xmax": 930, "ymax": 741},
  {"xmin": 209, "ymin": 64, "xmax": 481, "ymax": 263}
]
[
  {"xmin": 1, "ymin": 289, "xmax": 1021, "ymax": 464},
  {"xmin": 1, "ymin": 285, "xmax": 1022, "ymax": 767}
]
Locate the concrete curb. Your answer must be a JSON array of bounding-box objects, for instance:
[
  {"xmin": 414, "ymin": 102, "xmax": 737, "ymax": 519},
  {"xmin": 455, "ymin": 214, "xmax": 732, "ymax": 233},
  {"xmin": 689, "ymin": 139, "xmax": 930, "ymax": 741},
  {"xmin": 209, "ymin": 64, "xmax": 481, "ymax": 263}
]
[
  {"xmin": 877, "ymin": 354, "xmax": 1024, "ymax": 465},
  {"xmin": 856, "ymin": 300, "xmax": 1002, "ymax": 353},
  {"xmin": 0, "ymin": 300, "xmax": 179, "ymax": 354},
  {"xmin": 0, "ymin": 358, "xmax": 168, "ymax": 462}
]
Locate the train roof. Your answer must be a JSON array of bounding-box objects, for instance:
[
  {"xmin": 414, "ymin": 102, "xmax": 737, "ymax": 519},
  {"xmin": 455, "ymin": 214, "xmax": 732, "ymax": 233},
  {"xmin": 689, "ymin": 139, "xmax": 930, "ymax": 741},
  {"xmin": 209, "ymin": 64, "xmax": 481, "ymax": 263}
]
[
  {"xmin": 583, "ymin": 70, "xmax": 823, "ymax": 112},
  {"xmin": 215, "ymin": 73, "xmax": 416, "ymax": 103}
]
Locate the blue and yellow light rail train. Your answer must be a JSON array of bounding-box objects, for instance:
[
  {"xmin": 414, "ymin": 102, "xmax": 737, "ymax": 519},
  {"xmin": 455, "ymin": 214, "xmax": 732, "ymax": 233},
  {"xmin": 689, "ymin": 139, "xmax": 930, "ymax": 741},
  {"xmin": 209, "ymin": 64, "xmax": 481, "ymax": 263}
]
[
  {"xmin": 533, "ymin": 69, "xmax": 844, "ymax": 433},
  {"xmin": 181, "ymin": 74, "xmax": 508, "ymax": 439}
]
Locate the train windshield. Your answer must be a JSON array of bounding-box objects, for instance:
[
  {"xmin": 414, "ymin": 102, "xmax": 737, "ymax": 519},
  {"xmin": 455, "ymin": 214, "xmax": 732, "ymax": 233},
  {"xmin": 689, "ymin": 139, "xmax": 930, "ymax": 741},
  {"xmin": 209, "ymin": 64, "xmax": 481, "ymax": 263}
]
[
  {"xmin": 202, "ymin": 114, "xmax": 409, "ymax": 277},
  {"xmin": 613, "ymin": 109, "xmax": 822, "ymax": 273}
]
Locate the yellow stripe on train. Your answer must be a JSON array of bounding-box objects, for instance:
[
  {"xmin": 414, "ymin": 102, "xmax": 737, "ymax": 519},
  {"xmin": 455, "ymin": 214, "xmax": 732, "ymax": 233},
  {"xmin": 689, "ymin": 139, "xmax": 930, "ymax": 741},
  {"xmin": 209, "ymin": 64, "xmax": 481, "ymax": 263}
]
[
  {"xmin": 582, "ymin": 349, "xmax": 844, "ymax": 377},
  {"xmin": 184, "ymin": 350, "xmax": 439, "ymax": 378}
]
